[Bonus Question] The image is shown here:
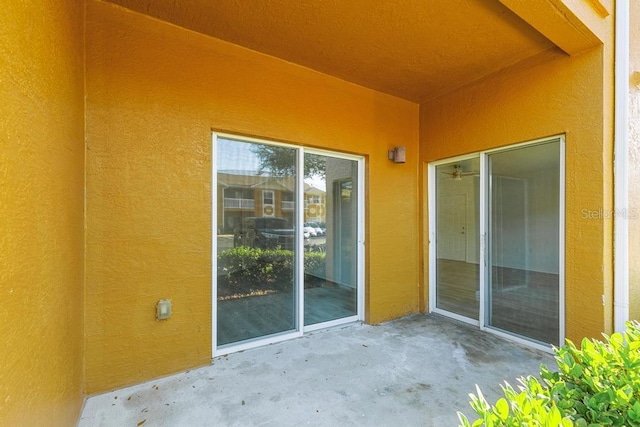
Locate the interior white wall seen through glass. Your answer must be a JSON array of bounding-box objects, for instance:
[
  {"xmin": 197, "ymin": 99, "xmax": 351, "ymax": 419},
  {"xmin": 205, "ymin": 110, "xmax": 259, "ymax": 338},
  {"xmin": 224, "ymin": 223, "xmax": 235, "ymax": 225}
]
[{"xmin": 487, "ymin": 140, "xmax": 561, "ymax": 345}]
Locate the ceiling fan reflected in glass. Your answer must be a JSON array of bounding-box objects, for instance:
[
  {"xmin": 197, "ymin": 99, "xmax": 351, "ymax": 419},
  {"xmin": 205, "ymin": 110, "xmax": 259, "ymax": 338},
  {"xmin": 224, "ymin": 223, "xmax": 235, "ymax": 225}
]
[{"xmin": 441, "ymin": 164, "xmax": 479, "ymax": 181}]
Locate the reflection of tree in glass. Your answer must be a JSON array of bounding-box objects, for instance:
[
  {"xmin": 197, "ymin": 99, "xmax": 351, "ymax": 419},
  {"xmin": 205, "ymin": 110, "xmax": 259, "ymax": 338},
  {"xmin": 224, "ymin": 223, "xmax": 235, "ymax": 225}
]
[{"xmin": 252, "ymin": 145, "xmax": 325, "ymax": 178}]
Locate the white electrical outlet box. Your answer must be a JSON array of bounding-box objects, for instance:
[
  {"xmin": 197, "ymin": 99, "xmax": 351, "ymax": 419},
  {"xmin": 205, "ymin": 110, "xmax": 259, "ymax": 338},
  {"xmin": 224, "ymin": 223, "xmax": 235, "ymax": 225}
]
[{"xmin": 156, "ymin": 299, "xmax": 172, "ymax": 320}]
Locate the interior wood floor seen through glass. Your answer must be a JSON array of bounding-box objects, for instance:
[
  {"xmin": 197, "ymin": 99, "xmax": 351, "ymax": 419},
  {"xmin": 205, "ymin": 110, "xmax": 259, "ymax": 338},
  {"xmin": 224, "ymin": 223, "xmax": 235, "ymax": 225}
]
[
  {"xmin": 437, "ymin": 259, "xmax": 559, "ymax": 344},
  {"xmin": 217, "ymin": 283, "xmax": 356, "ymax": 346}
]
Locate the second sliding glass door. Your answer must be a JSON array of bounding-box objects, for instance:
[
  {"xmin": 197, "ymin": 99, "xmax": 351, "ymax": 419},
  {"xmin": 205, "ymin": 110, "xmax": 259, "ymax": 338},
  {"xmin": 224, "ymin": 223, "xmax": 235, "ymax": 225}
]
[{"xmin": 431, "ymin": 137, "xmax": 563, "ymax": 347}]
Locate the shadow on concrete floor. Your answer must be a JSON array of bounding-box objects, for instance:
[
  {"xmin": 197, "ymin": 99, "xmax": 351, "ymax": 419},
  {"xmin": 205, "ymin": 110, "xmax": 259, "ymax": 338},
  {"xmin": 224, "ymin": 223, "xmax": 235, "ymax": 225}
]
[{"xmin": 79, "ymin": 314, "xmax": 556, "ymax": 427}]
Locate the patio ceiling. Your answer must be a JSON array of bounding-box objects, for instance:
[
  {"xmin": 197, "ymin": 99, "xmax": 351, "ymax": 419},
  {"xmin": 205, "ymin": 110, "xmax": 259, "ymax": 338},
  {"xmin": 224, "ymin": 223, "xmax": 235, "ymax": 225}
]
[{"xmin": 104, "ymin": 0, "xmax": 556, "ymax": 102}]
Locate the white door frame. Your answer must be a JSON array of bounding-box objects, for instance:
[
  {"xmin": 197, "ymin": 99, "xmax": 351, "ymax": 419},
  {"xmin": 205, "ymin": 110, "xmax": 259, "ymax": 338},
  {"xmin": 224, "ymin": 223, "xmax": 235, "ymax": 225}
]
[
  {"xmin": 301, "ymin": 147, "xmax": 365, "ymax": 333},
  {"xmin": 428, "ymin": 135, "xmax": 565, "ymax": 351},
  {"xmin": 428, "ymin": 153, "xmax": 481, "ymax": 326},
  {"xmin": 614, "ymin": 0, "xmax": 630, "ymax": 332},
  {"xmin": 212, "ymin": 133, "xmax": 365, "ymax": 356}
]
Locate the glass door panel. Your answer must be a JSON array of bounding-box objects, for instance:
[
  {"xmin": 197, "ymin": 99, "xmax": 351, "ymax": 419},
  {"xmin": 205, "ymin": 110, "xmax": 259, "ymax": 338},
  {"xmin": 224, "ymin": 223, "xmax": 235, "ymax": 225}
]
[
  {"xmin": 487, "ymin": 141, "xmax": 560, "ymax": 345},
  {"xmin": 304, "ymin": 154, "xmax": 358, "ymax": 326},
  {"xmin": 216, "ymin": 137, "xmax": 297, "ymax": 346},
  {"xmin": 435, "ymin": 158, "xmax": 480, "ymax": 320}
]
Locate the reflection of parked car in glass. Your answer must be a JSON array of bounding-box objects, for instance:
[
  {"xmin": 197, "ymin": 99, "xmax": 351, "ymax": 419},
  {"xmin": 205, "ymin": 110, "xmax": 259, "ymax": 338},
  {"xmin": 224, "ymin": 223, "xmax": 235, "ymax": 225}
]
[
  {"xmin": 234, "ymin": 217, "xmax": 295, "ymax": 249},
  {"xmin": 308, "ymin": 222, "xmax": 324, "ymax": 236},
  {"xmin": 303, "ymin": 223, "xmax": 317, "ymax": 237}
]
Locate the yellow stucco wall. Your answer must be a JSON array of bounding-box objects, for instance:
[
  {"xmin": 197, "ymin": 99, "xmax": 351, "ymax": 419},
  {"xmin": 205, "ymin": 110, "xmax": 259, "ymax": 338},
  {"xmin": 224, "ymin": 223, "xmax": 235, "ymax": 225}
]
[
  {"xmin": 629, "ymin": 1, "xmax": 640, "ymax": 322},
  {"xmin": 0, "ymin": 1, "xmax": 85, "ymax": 425},
  {"xmin": 85, "ymin": 0, "xmax": 419, "ymax": 394},
  {"xmin": 420, "ymin": 45, "xmax": 615, "ymax": 341}
]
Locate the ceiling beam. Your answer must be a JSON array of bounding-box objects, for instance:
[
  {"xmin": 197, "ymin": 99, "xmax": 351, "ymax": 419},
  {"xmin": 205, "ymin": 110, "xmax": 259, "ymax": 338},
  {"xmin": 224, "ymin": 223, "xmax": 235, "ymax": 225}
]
[{"xmin": 498, "ymin": 0, "xmax": 604, "ymax": 55}]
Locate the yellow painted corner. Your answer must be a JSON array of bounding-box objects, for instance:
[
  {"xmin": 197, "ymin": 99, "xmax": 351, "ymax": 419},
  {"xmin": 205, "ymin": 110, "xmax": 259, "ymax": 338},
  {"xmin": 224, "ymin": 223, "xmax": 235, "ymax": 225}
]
[{"xmin": 0, "ymin": 0, "xmax": 85, "ymax": 425}]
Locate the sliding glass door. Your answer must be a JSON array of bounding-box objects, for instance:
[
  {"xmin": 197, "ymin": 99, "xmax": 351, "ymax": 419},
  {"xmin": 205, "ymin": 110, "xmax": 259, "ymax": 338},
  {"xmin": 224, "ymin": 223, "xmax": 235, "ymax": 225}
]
[
  {"xmin": 487, "ymin": 140, "xmax": 561, "ymax": 345},
  {"xmin": 215, "ymin": 137, "xmax": 297, "ymax": 346},
  {"xmin": 214, "ymin": 134, "xmax": 363, "ymax": 351},
  {"xmin": 434, "ymin": 158, "xmax": 480, "ymax": 320},
  {"xmin": 304, "ymin": 154, "xmax": 359, "ymax": 326},
  {"xmin": 431, "ymin": 136, "xmax": 563, "ymax": 347}
]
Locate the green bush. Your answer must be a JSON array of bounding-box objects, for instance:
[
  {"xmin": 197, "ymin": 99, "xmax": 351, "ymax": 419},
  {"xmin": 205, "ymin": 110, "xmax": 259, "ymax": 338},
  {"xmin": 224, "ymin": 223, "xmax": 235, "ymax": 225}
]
[
  {"xmin": 218, "ymin": 246, "xmax": 294, "ymax": 292},
  {"xmin": 217, "ymin": 247, "xmax": 326, "ymax": 295},
  {"xmin": 256, "ymin": 247, "xmax": 296, "ymax": 289},
  {"xmin": 459, "ymin": 321, "xmax": 640, "ymax": 427},
  {"xmin": 304, "ymin": 251, "xmax": 326, "ymax": 279}
]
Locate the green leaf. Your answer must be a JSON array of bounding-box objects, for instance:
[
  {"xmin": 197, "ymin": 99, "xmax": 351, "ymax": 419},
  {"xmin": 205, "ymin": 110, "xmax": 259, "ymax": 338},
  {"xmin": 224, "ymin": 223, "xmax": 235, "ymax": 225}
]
[
  {"xmin": 570, "ymin": 363, "xmax": 583, "ymax": 377},
  {"xmin": 494, "ymin": 398, "xmax": 509, "ymax": 421},
  {"xmin": 545, "ymin": 406, "xmax": 561, "ymax": 427},
  {"xmin": 457, "ymin": 412, "xmax": 472, "ymax": 427}
]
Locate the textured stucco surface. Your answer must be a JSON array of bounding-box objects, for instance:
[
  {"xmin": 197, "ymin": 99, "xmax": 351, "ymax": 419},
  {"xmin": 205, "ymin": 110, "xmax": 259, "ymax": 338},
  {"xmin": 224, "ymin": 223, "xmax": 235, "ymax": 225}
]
[
  {"xmin": 79, "ymin": 315, "xmax": 556, "ymax": 427},
  {"xmin": 629, "ymin": 1, "xmax": 640, "ymax": 321},
  {"xmin": 0, "ymin": 0, "xmax": 622, "ymax": 422},
  {"xmin": 420, "ymin": 42, "xmax": 615, "ymax": 341},
  {"xmin": 104, "ymin": 0, "xmax": 553, "ymax": 102},
  {"xmin": 85, "ymin": 0, "xmax": 419, "ymax": 394},
  {"xmin": 0, "ymin": 0, "xmax": 85, "ymax": 425},
  {"xmin": 498, "ymin": 0, "xmax": 611, "ymax": 55}
]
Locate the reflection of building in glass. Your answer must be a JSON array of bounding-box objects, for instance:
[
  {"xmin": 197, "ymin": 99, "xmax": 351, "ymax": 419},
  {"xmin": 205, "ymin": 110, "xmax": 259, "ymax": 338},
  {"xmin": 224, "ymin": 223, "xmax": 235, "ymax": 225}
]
[
  {"xmin": 304, "ymin": 183, "xmax": 326, "ymax": 223},
  {"xmin": 217, "ymin": 172, "xmax": 326, "ymax": 233}
]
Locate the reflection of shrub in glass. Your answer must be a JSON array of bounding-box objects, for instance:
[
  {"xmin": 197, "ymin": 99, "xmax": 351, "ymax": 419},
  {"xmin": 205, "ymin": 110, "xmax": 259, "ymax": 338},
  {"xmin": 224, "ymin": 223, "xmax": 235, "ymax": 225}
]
[
  {"xmin": 217, "ymin": 247, "xmax": 326, "ymax": 299},
  {"xmin": 304, "ymin": 252, "xmax": 326, "ymax": 285}
]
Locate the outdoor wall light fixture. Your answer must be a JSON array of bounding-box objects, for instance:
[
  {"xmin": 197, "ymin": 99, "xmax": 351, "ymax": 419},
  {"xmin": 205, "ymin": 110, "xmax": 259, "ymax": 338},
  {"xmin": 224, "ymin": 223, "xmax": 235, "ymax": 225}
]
[{"xmin": 388, "ymin": 146, "xmax": 406, "ymax": 163}]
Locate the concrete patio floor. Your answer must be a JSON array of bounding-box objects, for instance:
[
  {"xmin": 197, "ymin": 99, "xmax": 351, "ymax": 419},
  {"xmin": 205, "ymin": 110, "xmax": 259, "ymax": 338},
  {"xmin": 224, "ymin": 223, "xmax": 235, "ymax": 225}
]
[{"xmin": 79, "ymin": 314, "xmax": 556, "ymax": 426}]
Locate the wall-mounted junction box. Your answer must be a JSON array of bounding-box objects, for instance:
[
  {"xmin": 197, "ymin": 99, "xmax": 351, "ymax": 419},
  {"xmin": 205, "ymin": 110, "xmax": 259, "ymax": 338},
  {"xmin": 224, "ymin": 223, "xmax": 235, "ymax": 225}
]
[{"xmin": 156, "ymin": 299, "xmax": 172, "ymax": 320}]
